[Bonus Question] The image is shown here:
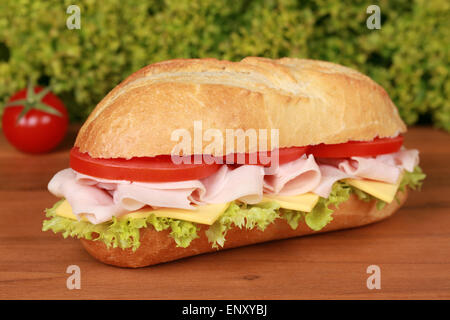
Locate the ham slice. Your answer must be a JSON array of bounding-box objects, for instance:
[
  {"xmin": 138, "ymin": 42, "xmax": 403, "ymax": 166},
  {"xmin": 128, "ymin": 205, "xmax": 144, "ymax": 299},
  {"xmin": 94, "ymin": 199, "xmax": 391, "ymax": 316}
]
[
  {"xmin": 48, "ymin": 169, "xmax": 126, "ymax": 224},
  {"xmin": 313, "ymin": 165, "xmax": 353, "ymax": 198},
  {"xmin": 75, "ymin": 172, "xmax": 206, "ymax": 210},
  {"xmin": 76, "ymin": 165, "xmax": 265, "ymax": 207},
  {"xmin": 337, "ymin": 157, "xmax": 401, "ymax": 184},
  {"xmin": 376, "ymin": 148, "xmax": 419, "ymax": 172},
  {"xmin": 48, "ymin": 165, "xmax": 265, "ymax": 223},
  {"xmin": 317, "ymin": 148, "xmax": 419, "ymax": 185},
  {"xmin": 113, "ymin": 180, "xmax": 206, "ymax": 211},
  {"xmin": 313, "ymin": 149, "xmax": 419, "ymax": 197},
  {"xmin": 200, "ymin": 165, "xmax": 265, "ymax": 204},
  {"xmin": 49, "ymin": 169, "xmax": 206, "ymax": 222},
  {"xmin": 263, "ymin": 154, "xmax": 321, "ymax": 196},
  {"xmin": 75, "ymin": 172, "xmax": 129, "ymax": 191}
]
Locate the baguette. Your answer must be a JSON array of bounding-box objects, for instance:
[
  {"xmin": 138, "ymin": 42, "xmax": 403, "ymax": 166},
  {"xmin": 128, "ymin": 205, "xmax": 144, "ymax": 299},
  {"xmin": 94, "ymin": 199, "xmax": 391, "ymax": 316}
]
[
  {"xmin": 43, "ymin": 57, "xmax": 419, "ymax": 268},
  {"xmin": 80, "ymin": 191, "xmax": 408, "ymax": 268}
]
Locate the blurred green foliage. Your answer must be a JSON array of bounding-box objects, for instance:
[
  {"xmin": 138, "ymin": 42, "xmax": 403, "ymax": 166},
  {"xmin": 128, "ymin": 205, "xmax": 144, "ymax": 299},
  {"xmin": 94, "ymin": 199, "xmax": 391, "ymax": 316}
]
[{"xmin": 0, "ymin": 0, "xmax": 448, "ymax": 130}]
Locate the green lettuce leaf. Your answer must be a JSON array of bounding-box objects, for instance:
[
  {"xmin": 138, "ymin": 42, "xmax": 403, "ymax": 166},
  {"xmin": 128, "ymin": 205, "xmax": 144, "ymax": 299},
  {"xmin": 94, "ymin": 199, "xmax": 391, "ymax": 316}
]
[
  {"xmin": 304, "ymin": 199, "xmax": 332, "ymax": 231},
  {"xmin": 42, "ymin": 201, "xmax": 198, "ymax": 251},
  {"xmin": 280, "ymin": 209, "xmax": 305, "ymax": 230},
  {"xmin": 304, "ymin": 181, "xmax": 351, "ymax": 231},
  {"xmin": 399, "ymin": 166, "xmax": 426, "ymax": 192},
  {"xmin": 168, "ymin": 219, "xmax": 199, "ymax": 248},
  {"xmin": 205, "ymin": 201, "xmax": 281, "ymax": 248}
]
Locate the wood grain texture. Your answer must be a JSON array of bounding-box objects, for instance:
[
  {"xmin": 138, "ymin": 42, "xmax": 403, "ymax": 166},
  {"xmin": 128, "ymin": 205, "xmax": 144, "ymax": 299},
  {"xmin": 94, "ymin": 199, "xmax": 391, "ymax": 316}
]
[{"xmin": 0, "ymin": 125, "xmax": 449, "ymax": 299}]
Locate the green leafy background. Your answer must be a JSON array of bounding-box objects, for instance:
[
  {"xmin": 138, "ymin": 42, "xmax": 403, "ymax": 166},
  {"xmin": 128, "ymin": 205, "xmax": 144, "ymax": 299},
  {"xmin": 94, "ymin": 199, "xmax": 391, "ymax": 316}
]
[{"xmin": 0, "ymin": 0, "xmax": 448, "ymax": 130}]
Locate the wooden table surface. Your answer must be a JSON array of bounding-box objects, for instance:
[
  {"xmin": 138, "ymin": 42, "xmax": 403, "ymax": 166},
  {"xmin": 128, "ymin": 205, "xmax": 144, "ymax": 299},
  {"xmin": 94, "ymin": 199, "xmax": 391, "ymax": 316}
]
[{"xmin": 0, "ymin": 126, "xmax": 449, "ymax": 300}]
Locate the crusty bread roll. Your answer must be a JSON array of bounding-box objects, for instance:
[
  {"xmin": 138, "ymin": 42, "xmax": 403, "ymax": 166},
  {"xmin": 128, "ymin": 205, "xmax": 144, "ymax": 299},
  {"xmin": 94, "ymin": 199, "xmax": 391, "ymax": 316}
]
[
  {"xmin": 68, "ymin": 58, "xmax": 411, "ymax": 268},
  {"xmin": 75, "ymin": 58, "xmax": 406, "ymax": 159},
  {"xmin": 80, "ymin": 191, "xmax": 408, "ymax": 268}
]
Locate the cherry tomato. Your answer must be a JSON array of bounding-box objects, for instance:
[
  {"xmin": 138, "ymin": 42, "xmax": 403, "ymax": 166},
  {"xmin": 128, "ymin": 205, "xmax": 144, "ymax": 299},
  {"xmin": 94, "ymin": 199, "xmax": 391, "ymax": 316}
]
[
  {"xmin": 2, "ymin": 85, "xmax": 68, "ymax": 153},
  {"xmin": 307, "ymin": 136, "xmax": 403, "ymax": 158}
]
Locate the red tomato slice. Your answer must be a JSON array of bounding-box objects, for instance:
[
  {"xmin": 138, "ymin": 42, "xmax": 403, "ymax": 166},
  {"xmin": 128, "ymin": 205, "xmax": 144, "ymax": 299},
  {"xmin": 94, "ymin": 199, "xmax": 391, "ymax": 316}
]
[
  {"xmin": 308, "ymin": 136, "xmax": 403, "ymax": 158},
  {"xmin": 70, "ymin": 135, "xmax": 400, "ymax": 183},
  {"xmin": 70, "ymin": 146, "xmax": 308, "ymax": 182},
  {"xmin": 70, "ymin": 147, "xmax": 222, "ymax": 182},
  {"xmin": 223, "ymin": 147, "xmax": 308, "ymax": 167}
]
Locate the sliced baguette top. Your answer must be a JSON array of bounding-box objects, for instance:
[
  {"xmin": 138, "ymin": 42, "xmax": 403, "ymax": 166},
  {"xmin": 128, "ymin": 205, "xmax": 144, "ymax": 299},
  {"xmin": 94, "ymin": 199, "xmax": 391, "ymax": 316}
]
[{"xmin": 75, "ymin": 57, "xmax": 407, "ymax": 159}]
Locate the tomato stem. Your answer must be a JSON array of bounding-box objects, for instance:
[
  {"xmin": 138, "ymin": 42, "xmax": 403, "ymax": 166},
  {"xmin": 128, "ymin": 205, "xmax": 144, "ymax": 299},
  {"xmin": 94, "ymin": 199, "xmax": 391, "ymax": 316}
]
[{"xmin": 4, "ymin": 81, "xmax": 63, "ymax": 122}]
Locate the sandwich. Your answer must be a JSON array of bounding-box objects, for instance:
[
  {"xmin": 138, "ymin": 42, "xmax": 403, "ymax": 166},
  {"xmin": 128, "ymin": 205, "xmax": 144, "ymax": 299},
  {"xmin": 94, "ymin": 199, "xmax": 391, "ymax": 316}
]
[{"xmin": 42, "ymin": 57, "xmax": 426, "ymax": 268}]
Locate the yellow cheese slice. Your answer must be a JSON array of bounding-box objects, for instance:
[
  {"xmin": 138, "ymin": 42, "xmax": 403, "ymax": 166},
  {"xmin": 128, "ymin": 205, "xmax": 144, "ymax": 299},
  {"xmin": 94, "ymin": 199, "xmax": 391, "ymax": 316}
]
[
  {"xmin": 261, "ymin": 192, "xmax": 320, "ymax": 212},
  {"xmin": 124, "ymin": 202, "xmax": 230, "ymax": 225},
  {"xmin": 54, "ymin": 200, "xmax": 89, "ymax": 221},
  {"xmin": 54, "ymin": 200, "xmax": 230, "ymax": 225},
  {"xmin": 344, "ymin": 173, "xmax": 403, "ymax": 203}
]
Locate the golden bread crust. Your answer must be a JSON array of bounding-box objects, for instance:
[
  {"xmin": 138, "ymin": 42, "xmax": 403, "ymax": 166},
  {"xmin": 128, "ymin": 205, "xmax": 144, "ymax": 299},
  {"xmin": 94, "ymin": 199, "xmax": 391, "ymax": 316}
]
[{"xmin": 75, "ymin": 57, "xmax": 406, "ymax": 158}]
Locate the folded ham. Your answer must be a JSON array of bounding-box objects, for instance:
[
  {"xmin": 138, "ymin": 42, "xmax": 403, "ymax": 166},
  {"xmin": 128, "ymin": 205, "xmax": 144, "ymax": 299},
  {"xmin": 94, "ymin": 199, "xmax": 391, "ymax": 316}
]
[
  {"xmin": 200, "ymin": 165, "xmax": 265, "ymax": 204},
  {"xmin": 48, "ymin": 169, "xmax": 127, "ymax": 224},
  {"xmin": 322, "ymin": 157, "xmax": 401, "ymax": 184},
  {"xmin": 263, "ymin": 155, "xmax": 321, "ymax": 195},
  {"xmin": 114, "ymin": 181, "xmax": 205, "ymax": 211},
  {"xmin": 313, "ymin": 165, "xmax": 353, "ymax": 198},
  {"xmin": 48, "ymin": 165, "xmax": 265, "ymax": 223},
  {"xmin": 48, "ymin": 149, "xmax": 419, "ymax": 224},
  {"xmin": 376, "ymin": 148, "xmax": 419, "ymax": 173},
  {"xmin": 317, "ymin": 148, "xmax": 419, "ymax": 183}
]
